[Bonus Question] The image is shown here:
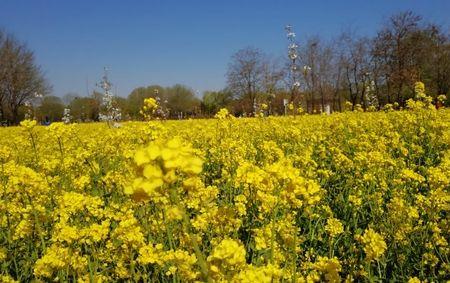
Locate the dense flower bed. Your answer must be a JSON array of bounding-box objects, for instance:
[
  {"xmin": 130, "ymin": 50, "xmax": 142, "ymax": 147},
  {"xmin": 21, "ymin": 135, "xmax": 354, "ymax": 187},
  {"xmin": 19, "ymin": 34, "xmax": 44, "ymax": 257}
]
[{"xmin": 0, "ymin": 108, "xmax": 449, "ymax": 282}]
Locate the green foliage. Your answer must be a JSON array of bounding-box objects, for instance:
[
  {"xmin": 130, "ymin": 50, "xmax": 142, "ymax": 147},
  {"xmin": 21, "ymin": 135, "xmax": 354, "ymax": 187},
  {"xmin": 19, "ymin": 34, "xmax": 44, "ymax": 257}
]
[
  {"xmin": 166, "ymin": 84, "xmax": 200, "ymax": 115},
  {"xmin": 36, "ymin": 96, "xmax": 64, "ymax": 122},
  {"xmin": 68, "ymin": 96, "xmax": 100, "ymax": 122},
  {"xmin": 127, "ymin": 85, "xmax": 165, "ymax": 119},
  {"xmin": 201, "ymin": 90, "xmax": 234, "ymax": 115}
]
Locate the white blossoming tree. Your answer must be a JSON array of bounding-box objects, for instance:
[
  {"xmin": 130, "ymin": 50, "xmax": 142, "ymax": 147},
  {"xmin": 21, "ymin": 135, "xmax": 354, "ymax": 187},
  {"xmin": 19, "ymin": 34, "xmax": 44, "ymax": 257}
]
[{"xmin": 97, "ymin": 67, "xmax": 122, "ymax": 126}]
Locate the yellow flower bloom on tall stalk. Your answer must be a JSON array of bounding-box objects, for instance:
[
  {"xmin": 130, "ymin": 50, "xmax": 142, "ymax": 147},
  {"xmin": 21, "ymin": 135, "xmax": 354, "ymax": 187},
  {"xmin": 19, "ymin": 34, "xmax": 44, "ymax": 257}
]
[
  {"xmin": 215, "ymin": 108, "xmax": 233, "ymax": 119},
  {"xmin": 0, "ymin": 247, "xmax": 6, "ymax": 261},
  {"xmin": 325, "ymin": 217, "xmax": 344, "ymax": 238},
  {"xmin": 414, "ymin": 81, "xmax": 425, "ymax": 97},
  {"xmin": 358, "ymin": 228, "xmax": 387, "ymax": 262},
  {"xmin": 208, "ymin": 238, "xmax": 246, "ymax": 279},
  {"xmin": 140, "ymin": 97, "xmax": 159, "ymax": 120},
  {"xmin": 437, "ymin": 94, "xmax": 446, "ymax": 104},
  {"xmin": 233, "ymin": 264, "xmax": 282, "ymax": 283},
  {"xmin": 125, "ymin": 136, "xmax": 203, "ymax": 201},
  {"xmin": 407, "ymin": 81, "xmax": 435, "ymax": 110},
  {"xmin": 261, "ymin": 103, "xmax": 268, "ymax": 111},
  {"xmin": 407, "ymin": 277, "xmax": 421, "ymax": 283},
  {"xmin": 19, "ymin": 119, "xmax": 37, "ymax": 129},
  {"xmin": 288, "ymin": 102, "xmax": 294, "ymax": 111},
  {"xmin": 313, "ymin": 256, "xmax": 342, "ymax": 283}
]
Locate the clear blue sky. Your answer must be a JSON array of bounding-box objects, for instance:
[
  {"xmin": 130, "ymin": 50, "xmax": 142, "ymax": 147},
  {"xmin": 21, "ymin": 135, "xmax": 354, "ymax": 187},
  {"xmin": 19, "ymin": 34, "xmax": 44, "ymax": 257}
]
[{"xmin": 1, "ymin": 0, "xmax": 449, "ymax": 98}]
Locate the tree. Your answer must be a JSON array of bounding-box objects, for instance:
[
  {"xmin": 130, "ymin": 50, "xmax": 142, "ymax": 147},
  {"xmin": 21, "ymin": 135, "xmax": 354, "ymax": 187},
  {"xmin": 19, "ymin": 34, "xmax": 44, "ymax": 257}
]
[
  {"xmin": 68, "ymin": 96, "xmax": 99, "ymax": 122},
  {"xmin": 201, "ymin": 89, "xmax": 234, "ymax": 116},
  {"xmin": 0, "ymin": 30, "xmax": 4, "ymax": 122},
  {"xmin": 62, "ymin": 92, "xmax": 79, "ymax": 106},
  {"xmin": 261, "ymin": 56, "xmax": 284, "ymax": 113},
  {"xmin": 127, "ymin": 85, "xmax": 165, "ymax": 119},
  {"xmin": 339, "ymin": 33, "xmax": 371, "ymax": 110},
  {"xmin": 299, "ymin": 37, "xmax": 339, "ymax": 113},
  {"xmin": 226, "ymin": 47, "xmax": 265, "ymax": 114},
  {"xmin": 114, "ymin": 96, "xmax": 129, "ymax": 120},
  {"xmin": 299, "ymin": 37, "xmax": 320, "ymax": 112},
  {"xmin": 412, "ymin": 24, "xmax": 450, "ymax": 99},
  {"xmin": 165, "ymin": 84, "xmax": 200, "ymax": 118},
  {"xmin": 372, "ymin": 11, "xmax": 422, "ymax": 106},
  {"xmin": 0, "ymin": 31, "xmax": 51, "ymax": 124},
  {"xmin": 36, "ymin": 95, "xmax": 64, "ymax": 122}
]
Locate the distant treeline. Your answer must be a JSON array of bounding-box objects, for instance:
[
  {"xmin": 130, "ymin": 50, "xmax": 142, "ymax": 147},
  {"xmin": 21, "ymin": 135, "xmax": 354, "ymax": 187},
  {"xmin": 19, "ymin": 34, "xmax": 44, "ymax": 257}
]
[{"xmin": 1, "ymin": 11, "xmax": 449, "ymax": 124}]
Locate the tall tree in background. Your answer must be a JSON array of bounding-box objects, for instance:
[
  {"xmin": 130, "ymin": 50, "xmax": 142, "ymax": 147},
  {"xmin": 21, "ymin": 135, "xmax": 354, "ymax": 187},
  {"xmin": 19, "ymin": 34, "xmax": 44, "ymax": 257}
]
[
  {"xmin": 261, "ymin": 56, "xmax": 284, "ymax": 111},
  {"xmin": 68, "ymin": 96, "xmax": 99, "ymax": 122},
  {"xmin": 36, "ymin": 95, "xmax": 64, "ymax": 121},
  {"xmin": 300, "ymin": 38, "xmax": 320, "ymax": 112},
  {"xmin": 299, "ymin": 37, "xmax": 321, "ymax": 112},
  {"xmin": 316, "ymin": 42, "xmax": 337, "ymax": 113},
  {"xmin": 372, "ymin": 11, "xmax": 422, "ymax": 106},
  {"xmin": 127, "ymin": 85, "xmax": 165, "ymax": 119},
  {"xmin": 226, "ymin": 47, "xmax": 264, "ymax": 115},
  {"xmin": 340, "ymin": 33, "xmax": 371, "ymax": 110},
  {"xmin": 330, "ymin": 38, "xmax": 345, "ymax": 112},
  {"xmin": 201, "ymin": 89, "xmax": 234, "ymax": 115},
  {"xmin": 227, "ymin": 47, "xmax": 284, "ymax": 115},
  {"xmin": 0, "ymin": 30, "xmax": 4, "ymax": 122},
  {"xmin": 413, "ymin": 24, "xmax": 450, "ymax": 99},
  {"xmin": 165, "ymin": 84, "xmax": 200, "ymax": 118},
  {"xmin": 299, "ymin": 37, "xmax": 339, "ymax": 113},
  {"xmin": 0, "ymin": 31, "xmax": 50, "ymax": 124},
  {"xmin": 62, "ymin": 92, "xmax": 79, "ymax": 106}
]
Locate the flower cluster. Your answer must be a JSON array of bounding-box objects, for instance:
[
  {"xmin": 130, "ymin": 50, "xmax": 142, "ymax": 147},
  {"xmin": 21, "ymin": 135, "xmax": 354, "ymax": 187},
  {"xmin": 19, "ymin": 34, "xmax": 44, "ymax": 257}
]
[
  {"xmin": 125, "ymin": 137, "xmax": 203, "ymax": 201},
  {"xmin": 357, "ymin": 228, "xmax": 387, "ymax": 262},
  {"xmin": 215, "ymin": 108, "xmax": 234, "ymax": 119},
  {"xmin": 140, "ymin": 97, "xmax": 160, "ymax": 120}
]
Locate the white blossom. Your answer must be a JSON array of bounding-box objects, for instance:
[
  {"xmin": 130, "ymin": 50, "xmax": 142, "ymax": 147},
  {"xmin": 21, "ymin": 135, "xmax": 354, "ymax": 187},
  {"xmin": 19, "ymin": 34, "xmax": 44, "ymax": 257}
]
[
  {"xmin": 62, "ymin": 108, "xmax": 72, "ymax": 124},
  {"xmin": 97, "ymin": 67, "xmax": 122, "ymax": 124}
]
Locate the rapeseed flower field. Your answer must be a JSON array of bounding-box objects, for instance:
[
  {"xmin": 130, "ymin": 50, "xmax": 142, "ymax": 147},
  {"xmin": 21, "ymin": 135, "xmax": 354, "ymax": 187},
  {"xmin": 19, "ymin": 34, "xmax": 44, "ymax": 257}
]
[{"xmin": 1, "ymin": 103, "xmax": 449, "ymax": 282}]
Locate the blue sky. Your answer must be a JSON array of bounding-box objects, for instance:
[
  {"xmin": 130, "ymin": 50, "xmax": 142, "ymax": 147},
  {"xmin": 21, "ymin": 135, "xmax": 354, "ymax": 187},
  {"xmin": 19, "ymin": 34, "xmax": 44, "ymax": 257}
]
[{"xmin": 1, "ymin": 0, "xmax": 449, "ymax": 98}]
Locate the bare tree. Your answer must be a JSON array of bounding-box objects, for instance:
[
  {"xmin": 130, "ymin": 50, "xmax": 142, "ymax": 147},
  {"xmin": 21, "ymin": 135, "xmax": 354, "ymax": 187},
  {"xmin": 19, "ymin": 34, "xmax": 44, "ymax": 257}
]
[
  {"xmin": 261, "ymin": 56, "xmax": 284, "ymax": 113},
  {"xmin": 372, "ymin": 11, "xmax": 422, "ymax": 106},
  {"xmin": 299, "ymin": 37, "xmax": 320, "ymax": 112},
  {"xmin": 298, "ymin": 37, "xmax": 338, "ymax": 113},
  {"xmin": 261, "ymin": 56, "xmax": 284, "ymax": 95},
  {"xmin": 226, "ymin": 47, "xmax": 265, "ymax": 115},
  {"xmin": 413, "ymin": 24, "xmax": 450, "ymax": 99},
  {"xmin": 0, "ymin": 30, "xmax": 5, "ymax": 122},
  {"xmin": 0, "ymin": 31, "xmax": 50, "ymax": 124},
  {"xmin": 339, "ymin": 33, "xmax": 371, "ymax": 110},
  {"xmin": 316, "ymin": 43, "xmax": 336, "ymax": 113},
  {"xmin": 330, "ymin": 39, "xmax": 345, "ymax": 112}
]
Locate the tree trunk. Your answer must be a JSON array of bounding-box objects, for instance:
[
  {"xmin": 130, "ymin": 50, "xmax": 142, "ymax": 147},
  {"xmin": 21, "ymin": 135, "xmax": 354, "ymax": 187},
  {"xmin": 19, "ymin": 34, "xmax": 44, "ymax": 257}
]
[{"xmin": 12, "ymin": 106, "xmax": 20, "ymax": 125}]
